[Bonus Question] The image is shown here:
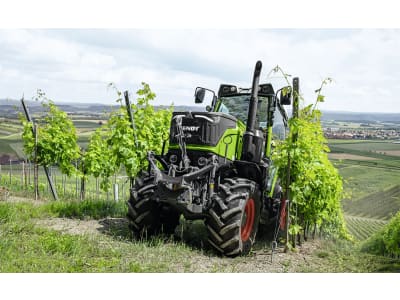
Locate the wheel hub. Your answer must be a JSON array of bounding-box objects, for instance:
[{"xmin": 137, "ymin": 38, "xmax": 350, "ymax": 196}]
[{"xmin": 241, "ymin": 198, "xmax": 255, "ymax": 241}]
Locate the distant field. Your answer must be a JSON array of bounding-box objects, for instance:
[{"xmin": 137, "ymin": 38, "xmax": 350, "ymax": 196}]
[
  {"xmin": 328, "ymin": 139, "xmax": 400, "ymax": 170},
  {"xmin": 328, "ymin": 139, "xmax": 400, "ymax": 241},
  {"xmin": 0, "ymin": 117, "xmax": 98, "ymax": 159},
  {"xmin": 343, "ymin": 184, "xmax": 400, "ymax": 241},
  {"xmin": 343, "ymin": 185, "xmax": 400, "ymax": 220},
  {"xmin": 73, "ymin": 120, "xmax": 103, "ymax": 135},
  {"xmin": 0, "ymin": 142, "xmax": 16, "ymax": 157},
  {"xmin": 0, "ymin": 121, "xmax": 22, "ymax": 137},
  {"xmin": 331, "ymin": 141, "xmax": 400, "ymax": 152},
  {"xmin": 0, "ymin": 131, "xmax": 22, "ymax": 160},
  {"xmin": 384, "ymin": 150, "xmax": 400, "ymax": 157},
  {"xmin": 73, "ymin": 120, "xmax": 103, "ymax": 128},
  {"xmin": 339, "ymin": 165, "xmax": 400, "ymax": 200},
  {"xmin": 328, "ymin": 153, "xmax": 379, "ymax": 161},
  {"xmin": 345, "ymin": 216, "xmax": 387, "ymax": 240},
  {"xmin": 328, "ymin": 139, "xmax": 373, "ymax": 144}
]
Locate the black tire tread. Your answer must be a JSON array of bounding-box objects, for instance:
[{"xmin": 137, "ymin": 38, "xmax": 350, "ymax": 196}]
[
  {"xmin": 205, "ymin": 177, "xmax": 260, "ymax": 257},
  {"xmin": 127, "ymin": 174, "xmax": 180, "ymax": 237}
]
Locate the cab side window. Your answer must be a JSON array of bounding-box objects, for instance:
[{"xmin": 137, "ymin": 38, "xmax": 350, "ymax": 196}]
[
  {"xmin": 272, "ymin": 110, "xmax": 286, "ymax": 140},
  {"xmin": 219, "ymin": 103, "xmax": 230, "ymax": 114}
]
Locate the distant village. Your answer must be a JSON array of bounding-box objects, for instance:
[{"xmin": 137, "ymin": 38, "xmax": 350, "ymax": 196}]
[{"xmin": 323, "ymin": 126, "xmax": 400, "ymax": 140}]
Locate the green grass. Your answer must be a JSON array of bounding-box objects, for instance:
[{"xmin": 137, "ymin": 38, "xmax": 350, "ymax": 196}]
[
  {"xmin": 0, "ymin": 167, "xmax": 131, "ymax": 204},
  {"xmin": 42, "ymin": 199, "xmax": 128, "ymax": 219},
  {"xmin": 299, "ymin": 239, "xmax": 400, "ymax": 272},
  {"xmin": 0, "ymin": 201, "xmax": 203, "ymax": 272},
  {"xmin": 339, "ymin": 165, "xmax": 400, "ymax": 200},
  {"xmin": 343, "ymin": 185, "xmax": 400, "ymax": 220},
  {"xmin": 1, "ymin": 200, "xmax": 400, "ymax": 272}
]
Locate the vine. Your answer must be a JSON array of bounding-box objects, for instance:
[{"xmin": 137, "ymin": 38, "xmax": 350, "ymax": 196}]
[
  {"xmin": 83, "ymin": 82, "xmax": 172, "ymax": 190},
  {"xmin": 20, "ymin": 84, "xmax": 172, "ymax": 194},
  {"xmin": 20, "ymin": 91, "xmax": 80, "ymax": 176},
  {"xmin": 362, "ymin": 211, "xmax": 400, "ymax": 258},
  {"xmin": 270, "ymin": 69, "xmax": 349, "ymax": 243},
  {"xmin": 82, "ymin": 128, "xmax": 117, "ymax": 191}
]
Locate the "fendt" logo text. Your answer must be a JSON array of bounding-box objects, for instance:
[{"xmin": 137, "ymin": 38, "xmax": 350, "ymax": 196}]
[{"xmin": 182, "ymin": 126, "xmax": 200, "ymax": 132}]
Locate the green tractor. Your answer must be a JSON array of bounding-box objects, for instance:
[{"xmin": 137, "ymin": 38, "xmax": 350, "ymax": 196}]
[{"xmin": 127, "ymin": 61, "xmax": 296, "ymax": 256}]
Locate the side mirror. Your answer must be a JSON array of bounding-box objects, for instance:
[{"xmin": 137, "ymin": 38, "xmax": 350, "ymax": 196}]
[
  {"xmin": 206, "ymin": 105, "xmax": 212, "ymax": 112},
  {"xmin": 195, "ymin": 87, "xmax": 206, "ymax": 103},
  {"xmin": 280, "ymin": 86, "xmax": 292, "ymax": 105}
]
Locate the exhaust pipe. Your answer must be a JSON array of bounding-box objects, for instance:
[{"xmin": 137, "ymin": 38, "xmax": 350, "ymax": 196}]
[
  {"xmin": 246, "ymin": 60, "xmax": 262, "ymax": 135},
  {"xmin": 241, "ymin": 60, "xmax": 264, "ymax": 163}
]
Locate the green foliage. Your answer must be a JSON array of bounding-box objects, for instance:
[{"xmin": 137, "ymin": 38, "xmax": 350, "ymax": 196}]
[
  {"xmin": 84, "ymin": 82, "xmax": 172, "ymax": 190},
  {"xmin": 272, "ymin": 75, "xmax": 348, "ymax": 241},
  {"xmin": 20, "ymin": 93, "xmax": 80, "ymax": 176},
  {"xmin": 362, "ymin": 211, "xmax": 400, "ymax": 257},
  {"xmin": 108, "ymin": 82, "xmax": 172, "ymax": 176},
  {"xmin": 82, "ymin": 128, "xmax": 117, "ymax": 190}
]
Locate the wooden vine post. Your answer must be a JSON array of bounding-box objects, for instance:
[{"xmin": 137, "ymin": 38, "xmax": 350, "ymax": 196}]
[
  {"xmin": 34, "ymin": 124, "xmax": 39, "ymax": 200},
  {"xmin": 285, "ymin": 77, "xmax": 299, "ymax": 250}
]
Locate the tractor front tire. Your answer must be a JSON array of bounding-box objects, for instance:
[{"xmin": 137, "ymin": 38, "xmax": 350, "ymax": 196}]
[
  {"xmin": 206, "ymin": 178, "xmax": 261, "ymax": 257},
  {"xmin": 127, "ymin": 174, "xmax": 180, "ymax": 238}
]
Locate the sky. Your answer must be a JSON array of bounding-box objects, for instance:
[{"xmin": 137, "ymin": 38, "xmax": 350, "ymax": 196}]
[{"xmin": 1, "ymin": 4, "xmax": 400, "ymax": 113}]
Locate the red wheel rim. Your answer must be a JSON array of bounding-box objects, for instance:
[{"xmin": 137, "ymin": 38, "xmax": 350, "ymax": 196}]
[{"xmin": 241, "ymin": 198, "xmax": 255, "ymax": 241}]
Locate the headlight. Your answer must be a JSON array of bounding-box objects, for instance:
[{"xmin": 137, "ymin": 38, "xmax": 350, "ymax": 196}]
[
  {"xmin": 198, "ymin": 157, "xmax": 207, "ymax": 167},
  {"xmin": 169, "ymin": 154, "xmax": 178, "ymax": 164}
]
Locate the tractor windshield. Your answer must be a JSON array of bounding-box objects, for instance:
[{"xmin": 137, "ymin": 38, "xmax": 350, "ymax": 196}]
[{"xmin": 217, "ymin": 95, "xmax": 268, "ymax": 129}]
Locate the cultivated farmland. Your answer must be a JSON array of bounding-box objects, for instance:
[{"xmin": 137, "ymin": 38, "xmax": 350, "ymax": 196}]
[{"xmin": 329, "ymin": 139, "xmax": 400, "ymax": 241}]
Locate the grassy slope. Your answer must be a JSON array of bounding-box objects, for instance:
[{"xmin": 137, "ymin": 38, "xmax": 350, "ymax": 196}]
[
  {"xmin": 343, "ymin": 185, "xmax": 400, "ymax": 220},
  {"xmin": 339, "ymin": 165, "xmax": 400, "ymax": 200},
  {"xmin": 0, "ymin": 201, "xmax": 197, "ymax": 272},
  {"xmin": 1, "ymin": 200, "xmax": 399, "ymax": 273},
  {"xmin": 344, "ymin": 216, "xmax": 387, "ymax": 240}
]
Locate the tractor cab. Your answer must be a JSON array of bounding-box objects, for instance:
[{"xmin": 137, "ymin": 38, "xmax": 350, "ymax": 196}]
[
  {"xmin": 194, "ymin": 82, "xmax": 291, "ymax": 160},
  {"xmin": 214, "ymin": 84, "xmax": 289, "ymax": 141}
]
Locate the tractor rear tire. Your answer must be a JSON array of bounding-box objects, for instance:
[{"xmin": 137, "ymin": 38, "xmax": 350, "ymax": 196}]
[
  {"xmin": 127, "ymin": 174, "xmax": 180, "ymax": 238},
  {"xmin": 206, "ymin": 177, "xmax": 261, "ymax": 257}
]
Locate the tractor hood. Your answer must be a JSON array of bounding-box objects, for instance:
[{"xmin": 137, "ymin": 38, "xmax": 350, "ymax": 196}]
[{"xmin": 170, "ymin": 111, "xmax": 237, "ymax": 147}]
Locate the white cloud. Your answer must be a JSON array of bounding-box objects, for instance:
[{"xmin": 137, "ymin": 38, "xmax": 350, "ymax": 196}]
[{"xmin": 1, "ymin": 29, "xmax": 400, "ymax": 112}]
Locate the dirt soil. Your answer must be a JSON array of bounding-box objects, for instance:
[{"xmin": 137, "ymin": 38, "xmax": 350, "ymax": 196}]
[
  {"xmin": 384, "ymin": 150, "xmax": 400, "ymax": 157},
  {"xmin": 328, "ymin": 153, "xmax": 379, "ymax": 161}
]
